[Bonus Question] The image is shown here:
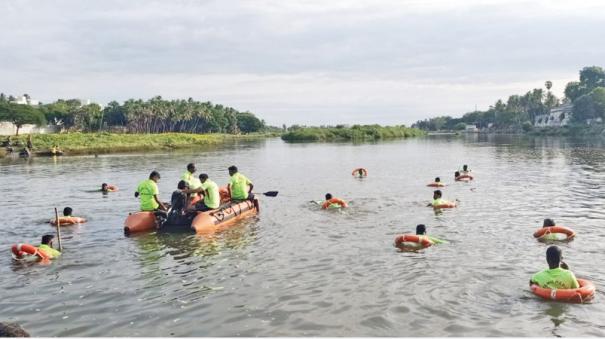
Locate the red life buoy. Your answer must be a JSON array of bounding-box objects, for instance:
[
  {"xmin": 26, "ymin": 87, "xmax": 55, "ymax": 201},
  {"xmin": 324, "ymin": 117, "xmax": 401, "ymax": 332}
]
[
  {"xmin": 11, "ymin": 244, "xmax": 50, "ymax": 260},
  {"xmin": 427, "ymin": 182, "xmax": 445, "ymax": 187},
  {"xmin": 394, "ymin": 235, "xmax": 433, "ymax": 250},
  {"xmin": 352, "ymin": 168, "xmax": 368, "ymax": 177},
  {"xmin": 456, "ymin": 175, "xmax": 473, "ymax": 181},
  {"xmin": 432, "ymin": 202, "xmax": 456, "ymax": 209},
  {"xmin": 531, "ymin": 278, "xmax": 595, "ymax": 303},
  {"xmin": 50, "ymin": 216, "xmax": 86, "ymax": 226},
  {"xmin": 533, "ymin": 226, "xmax": 576, "ymax": 240},
  {"xmin": 322, "ymin": 198, "xmax": 348, "ymax": 209}
]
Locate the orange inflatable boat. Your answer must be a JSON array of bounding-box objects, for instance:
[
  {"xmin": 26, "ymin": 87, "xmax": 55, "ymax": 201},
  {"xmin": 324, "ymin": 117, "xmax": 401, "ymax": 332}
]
[
  {"xmin": 531, "ymin": 278, "xmax": 595, "ymax": 303},
  {"xmin": 192, "ymin": 198, "xmax": 259, "ymax": 234},
  {"xmin": 124, "ymin": 188, "xmax": 257, "ymax": 235}
]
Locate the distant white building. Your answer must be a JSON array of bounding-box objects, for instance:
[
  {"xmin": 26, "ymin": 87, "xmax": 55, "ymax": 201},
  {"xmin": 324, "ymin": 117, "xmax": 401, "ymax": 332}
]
[
  {"xmin": 10, "ymin": 95, "xmax": 39, "ymax": 106},
  {"xmin": 534, "ymin": 103, "xmax": 573, "ymax": 127},
  {"xmin": 465, "ymin": 124, "xmax": 479, "ymax": 132}
]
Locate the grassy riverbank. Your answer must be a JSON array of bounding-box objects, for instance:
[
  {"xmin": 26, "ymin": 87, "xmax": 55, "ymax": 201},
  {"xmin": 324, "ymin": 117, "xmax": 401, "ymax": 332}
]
[
  {"xmin": 2, "ymin": 132, "xmax": 278, "ymax": 156},
  {"xmin": 281, "ymin": 125, "xmax": 425, "ymax": 142}
]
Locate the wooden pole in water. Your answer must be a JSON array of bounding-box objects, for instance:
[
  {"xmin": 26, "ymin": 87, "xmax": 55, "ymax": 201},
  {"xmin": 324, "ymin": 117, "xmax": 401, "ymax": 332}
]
[{"xmin": 54, "ymin": 207, "xmax": 63, "ymax": 251}]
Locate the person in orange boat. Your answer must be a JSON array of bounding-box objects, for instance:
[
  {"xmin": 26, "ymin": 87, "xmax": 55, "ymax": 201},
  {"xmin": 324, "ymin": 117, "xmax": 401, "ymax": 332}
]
[
  {"xmin": 135, "ymin": 171, "xmax": 168, "ymax": 212},
  {"xmin": 530, "ymin": 245, "xmax": 578, "ymax": 289},
  {"xmin": 228, "ymin": 165, "xmax": 254, "ymax": 202}
]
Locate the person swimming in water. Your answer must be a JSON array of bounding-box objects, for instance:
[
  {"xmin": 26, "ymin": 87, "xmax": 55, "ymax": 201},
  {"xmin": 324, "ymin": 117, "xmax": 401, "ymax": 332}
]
[
  {"xmin": 530, "ymin": 245, "xmax": 577, "ymax": 289},
  {"xmin": 321, "ymin": 193, "xmax": 348, "ymax": 209},
  {"xmin": 416, "ymin": 224, "xmax": 447, "ymax": 244}
]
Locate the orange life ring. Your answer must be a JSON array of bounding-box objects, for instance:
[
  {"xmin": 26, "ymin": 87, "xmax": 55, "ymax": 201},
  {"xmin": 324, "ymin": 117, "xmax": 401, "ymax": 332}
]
[
  {"xmin": 50, "ymin": 216, "xmax": 86, "ymax": 225},
  {"xmin": 456, "ymin": 175, "xmax": 473, "ymax": 181},
  {"xmin": 394, "ymin": 235, "xmax": 433, "ymax": 250},
  {"xmin": 427, "ymin": 182, "xmax": 445, "ymax": 187},
  {"xmin": 352, "ymin": 168, "xmax": 368, "ymax": 177},
  {"xmin": 11, "ymin": 244, "xmax": 50, "ymax": 260},
  {"xmin": 533, "ymin": 226, "xmax": 576, "ymax": 240},
  {"xmin": 432, "ymin": 202, "xmax": 456, "ymax": 209},
  {"xmin": 322, "ymin": 198, "xmax": 348, "ymax": 209},
  {"xmin": 106, "ymin": 184, "xmax": 118, "ymax": 192},
  {"xmin": 531, "ymin": 278, "xmax": 595, "ymax": 303}
]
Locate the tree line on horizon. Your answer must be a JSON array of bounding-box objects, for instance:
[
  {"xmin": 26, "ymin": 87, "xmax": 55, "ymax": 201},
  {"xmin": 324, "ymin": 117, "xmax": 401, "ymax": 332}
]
[
  {"xmin": 412, "ymin": 66, "xmax": 605, "ymax": 131},
  {"xmin": 0, "ymin": 94, "xmax": 266, "ymax": 135}
]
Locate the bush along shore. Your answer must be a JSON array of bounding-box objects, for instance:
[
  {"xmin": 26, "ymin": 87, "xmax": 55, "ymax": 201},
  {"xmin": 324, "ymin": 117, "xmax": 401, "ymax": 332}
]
[
  {"xmin": 2, "ymin": 132, "xmax": 278, "ymax": 156},
  {"xmin": 280, "ymin": 125, "xmax": 425, "ymax": 142}
]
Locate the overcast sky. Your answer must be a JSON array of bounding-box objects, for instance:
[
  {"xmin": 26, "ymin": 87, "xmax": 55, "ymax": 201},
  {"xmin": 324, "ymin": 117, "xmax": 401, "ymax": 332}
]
[{"xmin": 1, "ymin": 0, "xmax": 604, "ymax": 126}]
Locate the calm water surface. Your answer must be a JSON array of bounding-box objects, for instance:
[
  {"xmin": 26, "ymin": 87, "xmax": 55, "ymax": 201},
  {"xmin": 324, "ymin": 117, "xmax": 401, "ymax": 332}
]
[{"xmin": 2, "ymin": 135, "xmax": 605, "ymax": 336}]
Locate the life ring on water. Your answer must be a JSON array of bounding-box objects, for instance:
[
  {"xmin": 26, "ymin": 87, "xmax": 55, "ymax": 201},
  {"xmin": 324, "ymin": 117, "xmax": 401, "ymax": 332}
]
[
  {"xmin": 427, "ymin": 182, "xmax": 445, "ymax": 187},
  {"xmin": 456, "ymin": 175, "xmax": 473, "ymax": 181},
  {"xmin": 533, "ymin": 226, "xmax": 576, "ymax": 241},
  {"xmin": 106, "ymin": 184, "xmax": 118, "ymax": 192},
  {"xmin": 352, "ymin": 168, "xmax": 368, "ymax": 177},
  {"xmin": 531, "ymin": 278, "xmax": 595, "ymax": 303},
  {"xmin": 50, "ymin": 216, "xmax": 86, "ymax": 225},
  {"xmin": 394, "ymin": 235, "xmax": 433, "ymax": 250},
  {"xmin": 11, "ymin": 244, "xmax": 50, "ymax": 260},
  {"xmin": 322, "ymin": 198, "xmax": 348, "ymax": 209},
  {"xmin": 432, "ymin": 202, "xmax": 456, "ymax": 209}
]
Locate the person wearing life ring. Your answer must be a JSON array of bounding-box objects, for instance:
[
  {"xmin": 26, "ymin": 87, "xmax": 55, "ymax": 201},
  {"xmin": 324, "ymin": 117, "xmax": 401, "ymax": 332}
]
[
  {"xmin": 50, "ymin": 207, "xmax": 87, "ymax": 225},
  {"xmin": 101, "ymin": 183, "xmax": 118, "ymax": 192},
  {"xmin": 11, "ymin": 234, "xmax": 60, "ymax": 260},
  {"xmin": 455, "ymin": 171, "xmax": 473, "ymax": 181},
  {"xmin": 530, "ymin": 245, "xmax": 578, "ymax": 290},
  {"xmin": 394, "ymin": 224, "xmax": 447, "ymax": 250},
  {"xmin": 427, "ymin": 177, "xmax": 445, "ymax": 187},
  {"xmin": 427, "ymin": 190, "xmax": 456, "ymax": 208},
  {"xmin": 461, "ymin": 164, "xmax": 471, "ymax": 175},
  {"xmin": 352, "ymin": 168, "xmax": 368, "ymax": 178},
  {"xmin": 322, "ymin": 193, "xmax": 348, "ymax": 209},
  {"xmin": 533, "ymin": 218, "xmax": 576, "ymax": 241}
]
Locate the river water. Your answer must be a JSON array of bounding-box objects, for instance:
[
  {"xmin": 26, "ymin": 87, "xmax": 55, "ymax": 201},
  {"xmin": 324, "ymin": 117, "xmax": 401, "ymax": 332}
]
[{"xmin": 1, "ymin": 135, "xmax": 605, "ymax": 336}]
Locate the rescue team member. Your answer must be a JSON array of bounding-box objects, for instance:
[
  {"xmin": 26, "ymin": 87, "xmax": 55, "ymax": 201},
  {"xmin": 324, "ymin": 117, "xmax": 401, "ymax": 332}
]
[
  {"xmin": 135, "ymin": 171, "xmax": 168, "ymax": 212},
  {"xmin": 188, "ymin": 173, "xmax": 220, "ymax": 212},
  {"xmin": 321, "ymin": 193, "xmax": 348, "ymax": 209},
  {"xmin": 38, "ymin": 234, "xmax": 61, "ymax": 259},
  {"xmin": 228, "ymin": 166, "xmax": 254, "ymax": 202},
  {"xmin": 181, "ymin": 163, "xmax": 202, "ymax": 190},
  {"xmin": 63, "ymin": 207, "xmax": 73, "ymax": 217},
  {"xmin": 530, "ymin": 245, "xmax": 579, "ymax": 289},
  {"xmin": 416, "ymin": 224, "xmax": 447, "ymax": 244},
  {"xmin": 428, "ymin": 190, "xmax": 449, "ymax": 207},
  {"xmin": 461, "ymin": 164, "xmax": 471, "ymax": 174}
]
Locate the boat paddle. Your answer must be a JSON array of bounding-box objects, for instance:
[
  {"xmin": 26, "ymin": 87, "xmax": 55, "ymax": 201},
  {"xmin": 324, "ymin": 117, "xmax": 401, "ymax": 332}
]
[
  {"xmin": 54, "ymin": 207, "xmax": 63, "ymax": 251},
  {"xmin": 255, "ymin": 191, "xmax": 279, "ymax": 197}
]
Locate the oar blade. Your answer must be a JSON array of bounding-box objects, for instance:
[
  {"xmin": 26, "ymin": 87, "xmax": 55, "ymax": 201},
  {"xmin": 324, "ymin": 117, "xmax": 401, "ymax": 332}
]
[{"xmin": 263, "ymin": 191, "xmax": 279, "ymax": 197}]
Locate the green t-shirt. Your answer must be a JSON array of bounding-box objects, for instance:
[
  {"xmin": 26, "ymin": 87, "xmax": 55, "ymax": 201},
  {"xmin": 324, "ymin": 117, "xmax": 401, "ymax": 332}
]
[
  {"xmin": 229, "ymin": 172, "xmax": 252, "ymax": 200},
  {"xmin": 181, "ymin": 171, "xmax": 201, "ymax": 190},
  {"xmin": 201, "ymin": 179, "xmax": 220, "ymax": 209},
  {"xmin": 424, "ymin": 235, "xmax": 448, "ymax": 244},
  {"xmin": 137, "ymin": 179, "xmax": 159, "ymax": 211},
  {"xmin": 38, "ymin": 244, "xmax": 61, "ymax": 259},
  {"xmin": 432, "ymin": 198, "xmax": 447, "ymax": 206},
  {"xmin": 531, "ymin": 267, "xmax": 580, "ymax": 289}
]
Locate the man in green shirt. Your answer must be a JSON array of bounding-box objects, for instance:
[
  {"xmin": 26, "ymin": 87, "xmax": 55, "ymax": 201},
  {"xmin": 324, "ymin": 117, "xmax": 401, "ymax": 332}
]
[
  {"xmin": 189, "ymin": 173, "xmax": 221, "ymax": 211},
  {"xmin": 416, "ymin": 224, "xmax": 448, "ymax": 244},
  {"xmin": 530, "ymin": 245, "xmax": 579, "ymax": 289},
  {"xmin": 428, "ymin": 190, "xmax": 450, "ymax": 207},
  {"xmin": 227, "ymin": 165, "xmax": 254, "ymax": 201},
  {"xmin": 38, "ymin": 234, "xmax": 61, "ymax": 259},
  {"xmin": 135, "ymin": 171, "xmax": 167, "ymax": 212},
  {"xmin": 181, "ymin": 163, "xmax": 202, "ymax": 190}
]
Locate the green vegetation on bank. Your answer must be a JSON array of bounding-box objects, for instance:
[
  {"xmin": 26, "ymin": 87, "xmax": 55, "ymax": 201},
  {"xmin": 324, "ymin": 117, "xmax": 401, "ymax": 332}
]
[
  {"xmin": 281, "ymin": 125, "xmax": 425, "ymax": 142},
  {"xmin": 4, "ymin": 132, "xmax": 277, "ymax": 155},
  {"xmin": 413, "ymin": 66, "xmax": 605, "ymax": 134},
  {"xmin": 0, "ymin": 95, "xmax": 268, "ymax": 135}
]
